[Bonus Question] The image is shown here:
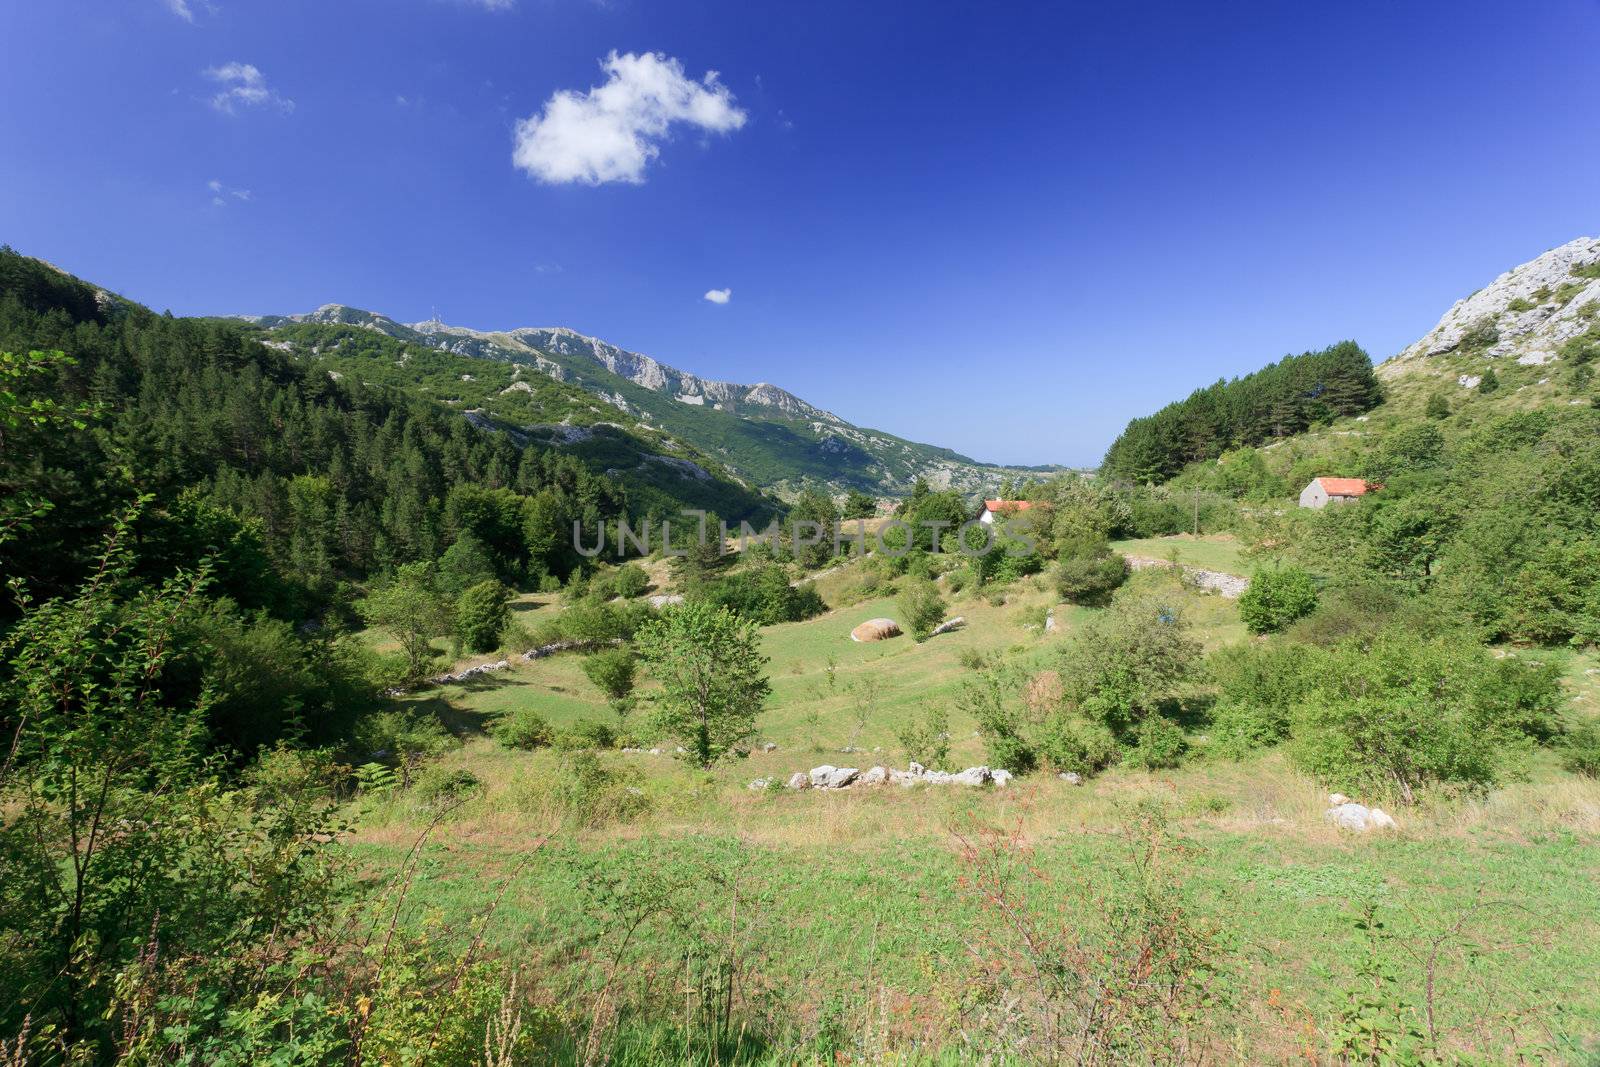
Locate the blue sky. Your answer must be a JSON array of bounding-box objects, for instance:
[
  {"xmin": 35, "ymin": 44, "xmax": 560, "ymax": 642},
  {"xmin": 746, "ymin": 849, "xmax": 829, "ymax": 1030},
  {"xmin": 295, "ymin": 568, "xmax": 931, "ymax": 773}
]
[{"xmin": 2, "ymin": 0, "xmax": 1597, "ymax": 466}]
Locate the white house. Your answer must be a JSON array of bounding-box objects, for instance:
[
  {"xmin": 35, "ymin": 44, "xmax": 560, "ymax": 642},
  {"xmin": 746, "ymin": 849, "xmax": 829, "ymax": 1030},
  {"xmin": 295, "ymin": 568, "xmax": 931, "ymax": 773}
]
[
  {"xmin": 1299, "ymin": 477, "xmax": 1374, "ymax": 509},
  {"xmin": 978, "ymin": 499, "xmax": 1036, "ymax": 524}
]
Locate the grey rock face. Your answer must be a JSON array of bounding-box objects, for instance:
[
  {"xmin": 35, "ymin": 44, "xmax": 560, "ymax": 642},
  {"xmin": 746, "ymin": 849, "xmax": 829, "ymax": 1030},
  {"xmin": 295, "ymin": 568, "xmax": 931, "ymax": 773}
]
[{"xmin": 1382, "ymin": 236, "xmax": 1600, "ymax": 377}]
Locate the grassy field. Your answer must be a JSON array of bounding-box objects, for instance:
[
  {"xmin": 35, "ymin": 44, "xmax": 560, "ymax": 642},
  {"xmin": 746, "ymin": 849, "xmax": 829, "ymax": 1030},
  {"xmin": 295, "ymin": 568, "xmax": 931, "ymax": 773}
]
[
  {"xmin": 1110, "ymin": 533, "xmax": 1249, "ymax": 575},
  {"xmin": 348, "ymin": 560, "xmax": 1600, "ymax": 1061}
]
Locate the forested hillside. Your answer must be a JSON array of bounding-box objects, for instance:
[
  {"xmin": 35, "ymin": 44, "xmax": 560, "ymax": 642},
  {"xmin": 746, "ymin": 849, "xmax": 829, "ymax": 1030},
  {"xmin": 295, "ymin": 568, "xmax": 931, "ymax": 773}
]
[
  {"xmin": 1101, "ymin": 340, "xmax": 1383, "ymax": 482},
  {"xmin": 245, "ymin": 304, "xmax": 1067, "ymax": 497},
  {"xmin": 0, "ymin": 249, "xmax": 773, "ymax": 615}
]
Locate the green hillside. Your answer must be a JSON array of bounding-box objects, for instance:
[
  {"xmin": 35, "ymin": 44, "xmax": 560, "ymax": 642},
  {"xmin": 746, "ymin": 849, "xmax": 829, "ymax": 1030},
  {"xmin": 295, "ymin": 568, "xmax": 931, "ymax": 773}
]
[
  {"xmin": 247, "ymin": 319, "xmax": 780, "ymax": 522},
  {"xmin": 246, "ymin": 306, "xmax": 1069, "ymax": 498}
]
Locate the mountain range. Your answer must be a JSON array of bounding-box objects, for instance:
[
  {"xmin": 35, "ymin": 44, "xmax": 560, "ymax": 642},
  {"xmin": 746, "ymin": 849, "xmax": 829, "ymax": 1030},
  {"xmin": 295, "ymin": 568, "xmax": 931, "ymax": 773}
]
[{"xmin": 239, "ymin": 305, "xmax": 1068, "ymax": 500}]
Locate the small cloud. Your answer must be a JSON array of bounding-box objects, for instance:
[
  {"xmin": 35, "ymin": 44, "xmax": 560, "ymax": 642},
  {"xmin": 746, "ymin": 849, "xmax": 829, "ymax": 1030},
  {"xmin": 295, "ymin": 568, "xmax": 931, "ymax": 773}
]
[
  {"xmin": 512, "ymin": 50, "xmax": 747, "ymax": 185},
  {"xmin": 459, "ymin": 0, "xmax": 515, "ymax": 8},
  {"xmin": 703, "ymin": 288, "xmax": 731, "ymax": 305},
  {"xmin": 203, "ymin": 62, "xmax": 294, "ymax": 115},
  {"xmin": 163, "ymin": 0, "xmax": 194, "ymax": 22},
  {"xmin": 207, "ymin": 179, "xmax": 253, "ymax": 205},
  {"xmin": 534, "ymin": 262, "xmax": 563, "ymax": 275}
]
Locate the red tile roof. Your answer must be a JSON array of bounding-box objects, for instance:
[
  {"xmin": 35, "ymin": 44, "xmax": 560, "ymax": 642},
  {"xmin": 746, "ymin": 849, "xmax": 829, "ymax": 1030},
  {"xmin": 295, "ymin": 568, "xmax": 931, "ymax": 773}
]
[
  {"xmin": 983, "ymin": 499, "xmax": 1035, "ymax": 513},
  {"xmin": 1315, "ymin": 478, "xmax": 1372, "ymax": 497}
]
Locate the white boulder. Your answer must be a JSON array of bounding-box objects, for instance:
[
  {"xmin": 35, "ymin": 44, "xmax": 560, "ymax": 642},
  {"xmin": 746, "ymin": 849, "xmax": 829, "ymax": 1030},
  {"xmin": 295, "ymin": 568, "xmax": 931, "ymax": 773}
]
[{"xmin": 1326, "ymin": 802, "xmax": 1398, "ymax": 832}]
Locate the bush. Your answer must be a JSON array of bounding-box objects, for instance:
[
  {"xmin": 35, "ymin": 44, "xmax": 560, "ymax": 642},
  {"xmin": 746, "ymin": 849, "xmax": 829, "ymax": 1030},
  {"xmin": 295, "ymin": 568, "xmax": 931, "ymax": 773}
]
[
  {"xmin": 553, "ymin": 750, "xmax": 648, "ymax": 827},
  {"xmin": 456, "ymin": 579, "xmax": 511, "ymax": 653},
  {"xmin": 1058, "ymin": 592, "xmax": 1202, "ymax": 737},
  {"xmin": 353, "ymin": 709, "xmax": 455, "ymax": 774},
  {"xmin": 1287, "ymin": 631, "xmax": 1543, "ymax": 803},
  {"xmin": 1123, "ymin": 714, "xmax": 1187, "ymax": 770},
  {"xmin": 960, "ymin": 666, "xmax": 1038, "ymax": 774},
  {"xmin": 492, "ymin": 707, "xmax": 553, "ymax": 750},
  {"xmin": 609, "ymin": 562, "xmax": 652, "ymax": 599},
  {"xmin": 1563, "ymin": 721, "xmax": 1600, "ymax": 777},
  {"xmin": 694, "ymin": 564, "xmax": 827, "ymax": 625},
  {"xmin": 1035, "ymin": 717, "xmax": 1120, "ymax": 775},
  {"xmin": 896, "ymin": 705, "xmax": 951, "ymax": 767},
  {"xmin": 1204, "ymin": 641, "xmax": 1323, "ymax": 758},
  {"xmin": 554, "ymin": 718, "xmax": 618, "ymax": 751},
  {"xmin": 1239, "ymin": 567, "xmax": 1318, "ymax": 635},
  {"xmin": 898, "ymin": 577, "xmax": 947, "ymax": 641},
  {"xmin": 582, "ymin": 646, "xmax": 637, "ymax": 700},
  {"xmin": 1055, "ymin": 551, "xmax": 1128, "ymax": 607},
  {"xmin": 412, "ymin": 766, "xmax": 483, "ymax": 808}
]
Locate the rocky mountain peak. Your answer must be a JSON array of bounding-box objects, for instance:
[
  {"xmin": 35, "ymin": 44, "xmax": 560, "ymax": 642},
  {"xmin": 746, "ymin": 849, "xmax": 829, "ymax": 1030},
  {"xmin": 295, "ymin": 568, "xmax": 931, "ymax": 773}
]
[{"xmin": 1380, "ymin": 236, "xmax": 1600, "ymax": 378}]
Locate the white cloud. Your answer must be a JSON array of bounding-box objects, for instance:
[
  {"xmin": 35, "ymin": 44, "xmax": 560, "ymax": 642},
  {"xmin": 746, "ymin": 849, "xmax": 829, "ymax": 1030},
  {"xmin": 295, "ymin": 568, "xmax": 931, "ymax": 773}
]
[
  {"xmin": 703, "ymin": 288, "xmax": 731, "ymax": 304},
  {"xmin": 459, "ymin": 0, "xmax": 515, "ymax": 8},
  {"xmin": 207, "ymin": 179, "xmax": 253, "ymax": 205},
  {"xmin": 163, "ymin": 0, "xmax": 194, "ymax": 22},
  {"xmin": 512, "ymin": 51, "xmax": 746, "ymax": 185},
  {"xmin": 203, "ymin": 62, "xmax": 294, "ymax": 115}
]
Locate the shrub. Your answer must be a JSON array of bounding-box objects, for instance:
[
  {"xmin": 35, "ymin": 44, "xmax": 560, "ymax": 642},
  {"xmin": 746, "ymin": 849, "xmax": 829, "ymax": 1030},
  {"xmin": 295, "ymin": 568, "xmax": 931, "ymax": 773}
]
[
  {"xmin": 492, "ymin": 707, "xmax": 553, "ymax": 750},
  {"xmin": 608, "ymin": 562, "xmax": 652, "ymax": 599},
  {"xmin": 958, "ymin": 647, "xmax": 993, "ymax": 672},
  {"xmin": 896, "ymin": 705, "xmax": 951, "ymax": 768},
  {"xmin": 1563, "ymin": 721, "xmax": 1600, "ymax": 777},
  {"xmin": 960, "ymin": 665, "xmax": 1038, "ymax": 774},
  {"xmin": 1287, "ymin": 631, "xmax": 1542, "ymax": 803},
  {"xmin": 582, "ymin": 646, "xmax": 637, "ymax": 700},
  {"xmin": 694, "ymin": 564, "xmax": 826, "ymax": 625},
  {"xmin": 1123, "ymin": 714, "xmax": 1187, "ymax": 770},
  {"xmin": 1238, "ymin": 567, "xmax": 1318, "ymax": 635},
  {"xmin": 898, "ymin": 577, "xmax": 947, "ymax": 641},
  {"xmin": 1473, "ymin": 656, "xmax": 1563, "ymax": 741},
  {"xmin": 412, "ymin": 766, "xmax": 483, "ymax": 808},
  {"xmin": 1035, "ymin": 717, "xmax": 1120, "ymax": 775},
  {"xmin": 1055, "ymin": 551, "xmax": 1128, "ymax": 607},
  {"xmin": 1461, "ymin": 316, "xmax": 1500, "ymax": 352},
  {"xmin": 553, "ymin": 750, "xmax": 648, "ymax": 827},
  {"xmin": 1058, "ymin": 592, "xmax": 1201, "ymax": 737},
  {"xmin": 554, "ymin": 719, "xmax": 618, "ymax": 751},
  {"xmin": 1477, "ymin": 367, "xmax": 1500, "ymax": 394},
  {"xmin": 456, "ymin": 579, "xmax": 511, "ymax": 653},
  {"xmin": 1204, "ymin": 641, "xmax": 1323, "ymax": 758},
  {"xmin": 558, "ymin": 600, "xmax": 644, "ymax": 643},
  {"xmin": 353, "ymin": 709, "xmax": 455, "ymax": 781}
]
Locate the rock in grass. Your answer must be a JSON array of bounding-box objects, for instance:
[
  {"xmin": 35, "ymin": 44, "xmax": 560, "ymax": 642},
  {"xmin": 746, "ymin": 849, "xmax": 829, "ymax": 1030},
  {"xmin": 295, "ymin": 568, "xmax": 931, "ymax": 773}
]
[
  {"xmin": 1326, "ymin": 802, "xmax": 1398, "ymax": 832},
  {"xmin": 1059, "ymin": 772, "xmax": 1082, "ymax": 785},
  {"xmin": 786, "ymin": 772, "xmax": 811, "ymax": 790},
  {"xmin": 929, "ymin": 616, "xmax": 965, "ymax": 637},
  {"xmin": 991, "ymin": 769, "xmax": 1013, "ymax": 787},
  {"xmin": 850, "ymin": 618, "xmax": 901, "ymax": 642},
  {"xmin": 859, "ymin": 766, "xmax": 888, "ymax": 785},
  {"xmin": 952, "ymin": 767, "xmax": 993, "ymax": 787},
  {"xmin": 748, "ymin": 777, "xmax": 773, "ymax": 791},
  {"xmin": 761, "ymin": 741, "xmax": 778, "ymax": 752},
  {"xmin": 1329, "ymin": 793, "xmax": 1349, "ymax": 806},
  {"xmin": 810, "ymin": 765, "xmax": 860, "ymax": 789}
]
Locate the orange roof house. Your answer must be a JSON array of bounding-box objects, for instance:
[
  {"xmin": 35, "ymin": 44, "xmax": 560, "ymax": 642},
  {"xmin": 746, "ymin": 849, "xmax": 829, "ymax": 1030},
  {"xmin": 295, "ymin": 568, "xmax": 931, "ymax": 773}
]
[
  {"xmin": 1299, "ymin": 477, "xmax": 1375, "ymax": 509},
  {"xmin": 978, "ymin": 499, "xmax": 1036, "ymax": 523}
]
